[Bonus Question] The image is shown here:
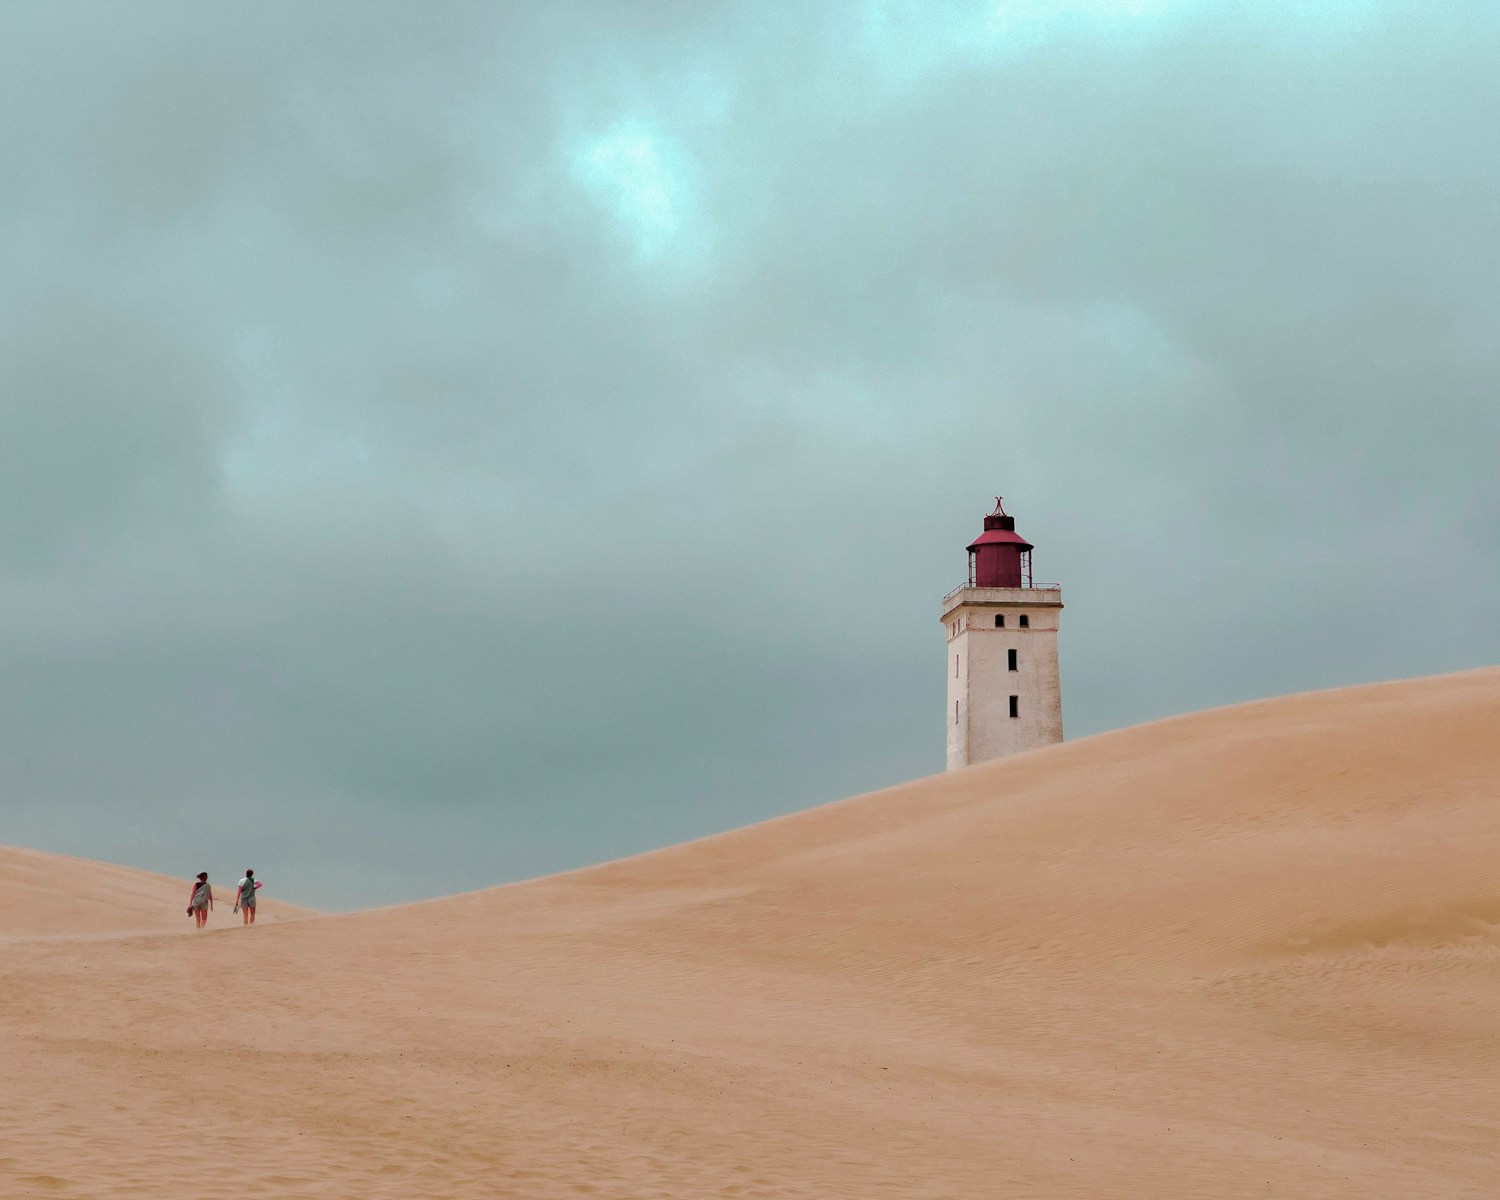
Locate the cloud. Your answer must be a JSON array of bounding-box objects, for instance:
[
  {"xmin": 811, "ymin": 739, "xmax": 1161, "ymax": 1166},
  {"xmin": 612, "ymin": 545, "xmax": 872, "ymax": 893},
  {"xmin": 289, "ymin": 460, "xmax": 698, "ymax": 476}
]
[
  {"xmin": 0, "ymin": 290, "xmax": 234, "ymax": 563},
  {"xmin": 0, "ymin": 0, "xmax": 1494, "ymax": 907}
]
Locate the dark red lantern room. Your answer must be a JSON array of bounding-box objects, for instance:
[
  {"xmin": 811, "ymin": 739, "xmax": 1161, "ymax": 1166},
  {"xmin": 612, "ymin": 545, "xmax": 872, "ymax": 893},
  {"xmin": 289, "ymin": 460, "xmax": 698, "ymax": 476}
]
[{"xmin": 967, "ymin": 497, "xmax": 1034, "ymax": 588}]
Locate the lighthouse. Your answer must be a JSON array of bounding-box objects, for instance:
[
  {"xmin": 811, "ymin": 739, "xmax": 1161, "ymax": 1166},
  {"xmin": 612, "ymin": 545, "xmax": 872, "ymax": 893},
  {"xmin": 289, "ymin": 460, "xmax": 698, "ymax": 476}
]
[{"xmin": 942, "ymin": 498, "xmax": 1064, "ymax": 769}]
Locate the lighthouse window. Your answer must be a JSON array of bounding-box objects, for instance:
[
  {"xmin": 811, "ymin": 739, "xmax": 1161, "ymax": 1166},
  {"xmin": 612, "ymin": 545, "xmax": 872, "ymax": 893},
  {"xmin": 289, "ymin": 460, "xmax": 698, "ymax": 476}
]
[
  {"xmin": 1008, "ymin": 649, "xmax": 1018, "ymax": 671},
  {"xmin": 1009, "ymin": 695, "xmax": 1020, "ymax": 719},
  {"xmin": 994, "ymin": 615, "xmax": 1005, "ymax": 628},
  {"xmin": 1018, "ymin": 614, "xmax": 1030, "ymax": 628}
]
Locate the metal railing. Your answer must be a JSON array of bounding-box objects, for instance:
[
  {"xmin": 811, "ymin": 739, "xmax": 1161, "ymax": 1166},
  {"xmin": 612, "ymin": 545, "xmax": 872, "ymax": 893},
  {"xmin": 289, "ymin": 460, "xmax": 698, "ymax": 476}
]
[{"xmin": 943, "ymin": 581, "xmax": 1061, "ymax": 606}]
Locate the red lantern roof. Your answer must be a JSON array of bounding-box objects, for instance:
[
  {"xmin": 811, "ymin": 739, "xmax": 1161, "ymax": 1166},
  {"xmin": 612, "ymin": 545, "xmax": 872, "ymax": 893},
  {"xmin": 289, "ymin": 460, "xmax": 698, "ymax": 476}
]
[
  {"xmin": 967, "ymin": 496, "xmax": 1032, "ymax": 551},
  {"xmin": 967, "ymin": 527, "xmax": 1033, "ymax": 551},
  {"xmin": 965, "ymin": 496, "xmax": 1036, "ymax": 589}
]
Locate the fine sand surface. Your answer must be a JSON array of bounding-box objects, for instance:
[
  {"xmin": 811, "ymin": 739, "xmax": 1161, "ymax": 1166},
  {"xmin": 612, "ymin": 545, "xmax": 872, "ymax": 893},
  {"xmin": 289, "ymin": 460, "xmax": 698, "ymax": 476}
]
[
  {"xmin": 0, "ymin": 848, "xmax": 313, "ymax": 940},
  {"xmin": 3, "ymin": 668, "xmax": 1499, "ymax": 1199}
]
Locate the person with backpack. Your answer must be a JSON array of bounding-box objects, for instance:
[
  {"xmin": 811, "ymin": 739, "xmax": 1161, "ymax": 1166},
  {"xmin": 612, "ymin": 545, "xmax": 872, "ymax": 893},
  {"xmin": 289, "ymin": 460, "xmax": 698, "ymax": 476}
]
[
  {"xmin": 234, "ymin": 869, "xmax": 259, "ymax": 925},
  {"xmin": 186, "ymin": 872, "xmax": 213, "ymax": 928}
]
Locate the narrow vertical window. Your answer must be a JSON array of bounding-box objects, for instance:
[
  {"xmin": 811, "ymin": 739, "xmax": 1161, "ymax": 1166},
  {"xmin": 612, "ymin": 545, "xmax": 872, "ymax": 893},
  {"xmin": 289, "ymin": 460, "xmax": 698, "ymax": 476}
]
[
  {"xmin": 1009, "ymin": 695, "xmax": 1019, "ymax": 719},
  {"xmin": 954, "ymin": 700, "xmax": 959, "ymax": 723},
  {"xmin": 1018, "ymin": 614, "xmax": 1030, "ymax": 628},
  {"xmin": 954, "ymin": 654, "xmax": 959, "ymax": 677},
  {"xmin": 1008, "ymin": 649, "xmax": 1018, "ymax": 671},
  {"xmin": 994, "ymin": 614, "xmax": 1004, "ymax": 628}
]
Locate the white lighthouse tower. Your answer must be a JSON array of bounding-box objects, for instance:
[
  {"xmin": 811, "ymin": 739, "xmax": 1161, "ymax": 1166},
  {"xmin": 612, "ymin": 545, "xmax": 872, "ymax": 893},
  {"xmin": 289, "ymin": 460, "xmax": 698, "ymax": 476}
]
[{"xmin": 942, "ymin": 497, "xmax": 1064, "ymax": 769}]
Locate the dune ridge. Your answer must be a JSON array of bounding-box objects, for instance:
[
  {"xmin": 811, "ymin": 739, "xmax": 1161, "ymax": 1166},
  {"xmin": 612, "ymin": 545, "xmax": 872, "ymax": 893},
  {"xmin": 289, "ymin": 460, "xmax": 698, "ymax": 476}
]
[
  {"xmin": 0, "ymin": 845, "xmax": 314, "ymax": 939},
  {"xmin": 2, "ymin": 667, "xmax": 1499, "ymax": 1198}
]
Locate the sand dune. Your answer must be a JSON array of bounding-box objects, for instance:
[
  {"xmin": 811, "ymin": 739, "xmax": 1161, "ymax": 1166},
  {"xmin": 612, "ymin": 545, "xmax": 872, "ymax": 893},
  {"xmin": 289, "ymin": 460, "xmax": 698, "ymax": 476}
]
[
  {"xmin": 0, "ymin": 847, "xmax": 313, "ymax": 939},
  {"xmin": 3, "ymin": 667, "xmax": 1499, "ymax": 1198}
]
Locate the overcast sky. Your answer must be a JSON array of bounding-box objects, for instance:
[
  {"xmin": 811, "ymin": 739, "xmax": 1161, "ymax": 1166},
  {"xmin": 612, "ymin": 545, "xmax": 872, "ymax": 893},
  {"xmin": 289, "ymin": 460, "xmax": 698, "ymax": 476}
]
[{"xmin": 1, "ymin": 1, "xmax": 1495, "ymax": 909}]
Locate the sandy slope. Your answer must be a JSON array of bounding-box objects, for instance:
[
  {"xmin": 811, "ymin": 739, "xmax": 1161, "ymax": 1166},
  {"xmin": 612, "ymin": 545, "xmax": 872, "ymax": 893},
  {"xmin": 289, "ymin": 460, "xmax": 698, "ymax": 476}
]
[
  {"xmin": 2, "ymin": 667, "xmax": 1499, "ymax": 1199},
  {"xmin": 0, "ymin": 847, "xmax": 313, "ymax": 938}
]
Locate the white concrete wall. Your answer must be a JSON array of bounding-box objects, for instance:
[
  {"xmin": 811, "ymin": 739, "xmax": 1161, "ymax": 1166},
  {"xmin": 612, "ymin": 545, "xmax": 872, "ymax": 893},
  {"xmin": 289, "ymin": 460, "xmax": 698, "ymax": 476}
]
[{"xmin": 942, "ymin": 588, "xmax": 1063, "ymax": 769}]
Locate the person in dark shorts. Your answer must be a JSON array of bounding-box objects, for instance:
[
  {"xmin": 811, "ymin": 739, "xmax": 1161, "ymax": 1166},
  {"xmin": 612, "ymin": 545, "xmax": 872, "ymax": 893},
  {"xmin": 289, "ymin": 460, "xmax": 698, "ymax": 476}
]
[{"xmin": 187, "ymin": 872, "xmax": 213, "ymax": 928}]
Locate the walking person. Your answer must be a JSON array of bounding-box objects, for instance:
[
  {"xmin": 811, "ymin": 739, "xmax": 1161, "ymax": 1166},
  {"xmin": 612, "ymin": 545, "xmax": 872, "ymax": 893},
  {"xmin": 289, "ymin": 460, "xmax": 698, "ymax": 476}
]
[
  {"xmin": 235, "ymin": 869, "xmax": 258, "ymax": 925},
  {"xmin": 186, "ymin": 872, "xmax": 213, "ymax": 928}
]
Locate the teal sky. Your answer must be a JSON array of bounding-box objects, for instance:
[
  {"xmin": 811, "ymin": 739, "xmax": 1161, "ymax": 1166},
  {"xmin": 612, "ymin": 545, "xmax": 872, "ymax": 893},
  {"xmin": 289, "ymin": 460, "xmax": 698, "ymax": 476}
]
[{"xmin": 0, "ymin": 1, "xmax": 1495, "ymax": 908}]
